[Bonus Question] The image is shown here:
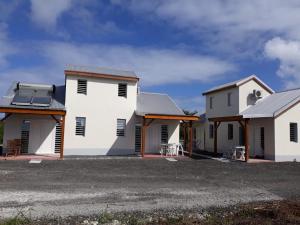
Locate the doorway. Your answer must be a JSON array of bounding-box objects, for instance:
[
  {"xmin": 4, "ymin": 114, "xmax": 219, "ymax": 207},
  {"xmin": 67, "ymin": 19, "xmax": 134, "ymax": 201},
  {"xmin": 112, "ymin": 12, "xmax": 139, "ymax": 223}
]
[{"xmin": 21, "ymin": 120, "xmax": 30, "ymax": 153}]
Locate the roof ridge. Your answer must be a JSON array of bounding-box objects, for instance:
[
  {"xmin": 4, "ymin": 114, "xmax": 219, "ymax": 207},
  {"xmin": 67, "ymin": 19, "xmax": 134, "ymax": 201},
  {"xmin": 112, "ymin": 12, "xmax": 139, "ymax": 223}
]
[
  {"xmin": 275, "ymin": 87, "xmax": 300, "ymax": 93},
  {"xmin": 139, "ymin": 91, "xmax": 168, "ymax": 96}
]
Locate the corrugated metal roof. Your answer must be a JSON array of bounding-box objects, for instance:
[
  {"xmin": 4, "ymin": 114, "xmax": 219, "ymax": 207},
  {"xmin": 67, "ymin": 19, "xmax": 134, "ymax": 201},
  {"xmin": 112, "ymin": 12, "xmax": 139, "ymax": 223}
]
[
  {"xmin": 0, "ymin": 82, "xmax": 65, "ymax": 111},
  {"xmin": 66, "ymin": 65, "xmax": 137, "ymax": 78},
  {"xmin": 136, "ymin": 92, "xmax": 184, "ymax": 116},
  {"xmin": 203, "ymin": 75, "xmax": 274, "ymax": 95},
  {"xmin": 241, "ymin": 88, "xmax": 300, "ymax": 118}
]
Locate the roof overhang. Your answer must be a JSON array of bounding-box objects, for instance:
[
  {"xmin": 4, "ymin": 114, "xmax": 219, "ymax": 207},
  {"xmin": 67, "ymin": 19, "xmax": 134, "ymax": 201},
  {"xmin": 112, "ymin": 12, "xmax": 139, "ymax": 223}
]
[
  {"xmin": 144, "ymin": 114, "xmax": 199, "ymax": 121},
  {"xmin": 208, "ymin": 115, "xmax": 244, "ymax": 122},
  {"xmin": 0, "ymin": 107, "xmax": 66, "ymax": 116},
  {"xmin": 65, "ymin": 70, "xmax": 139, "ymax": 82},
  {"xmin": 203, "ymin": 76, "xmax": 274, "ymax": 96}
]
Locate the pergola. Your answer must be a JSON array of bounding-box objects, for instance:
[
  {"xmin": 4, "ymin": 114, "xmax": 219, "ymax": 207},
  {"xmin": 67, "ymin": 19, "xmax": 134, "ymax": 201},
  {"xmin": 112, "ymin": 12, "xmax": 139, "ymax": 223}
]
[
  {"xmin": 141, "ymin": 114, "xmax": 199, "ymax": 157},
  {"xmin": 208, "ymin": 115, "xmax": 250, "ymax": 162},
  {"xmin": 0, "ymin": 107, "xmax": 66, "ymax": 159}
]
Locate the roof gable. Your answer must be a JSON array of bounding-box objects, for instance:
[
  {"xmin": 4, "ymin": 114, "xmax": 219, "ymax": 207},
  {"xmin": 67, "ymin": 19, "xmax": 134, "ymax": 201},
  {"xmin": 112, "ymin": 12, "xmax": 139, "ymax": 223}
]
[{"xmin": 203, "ymin": 75, "xmax": 274, "ymax": 95}]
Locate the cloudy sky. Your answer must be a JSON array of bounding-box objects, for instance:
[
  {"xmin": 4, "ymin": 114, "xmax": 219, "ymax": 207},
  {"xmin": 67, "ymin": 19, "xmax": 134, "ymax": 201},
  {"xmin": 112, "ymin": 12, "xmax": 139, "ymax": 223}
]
[{"xmin": 1, "ymin": 0, "xmax": 300, "ymax": 112}]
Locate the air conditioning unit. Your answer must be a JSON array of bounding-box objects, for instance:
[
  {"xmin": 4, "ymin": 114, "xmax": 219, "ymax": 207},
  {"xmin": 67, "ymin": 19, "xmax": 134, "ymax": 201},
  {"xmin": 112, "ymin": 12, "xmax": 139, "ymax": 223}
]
[{"xmin": 252, "ymin": 89, "xmax": 262, "ymax": 99}]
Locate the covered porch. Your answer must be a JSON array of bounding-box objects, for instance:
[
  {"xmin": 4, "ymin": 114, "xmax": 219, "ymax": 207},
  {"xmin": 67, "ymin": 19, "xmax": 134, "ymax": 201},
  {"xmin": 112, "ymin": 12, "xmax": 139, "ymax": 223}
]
[
  {"xmin": 0, "ymin": 107, "xmax": 66, "ymax": 159},
  {"xmin": 139, "ymin": 114, "xmax": 199, "ymax": 157},
  {"xmin": 208, "ymin": 115, "xmax": 250, "ymax": 162}
]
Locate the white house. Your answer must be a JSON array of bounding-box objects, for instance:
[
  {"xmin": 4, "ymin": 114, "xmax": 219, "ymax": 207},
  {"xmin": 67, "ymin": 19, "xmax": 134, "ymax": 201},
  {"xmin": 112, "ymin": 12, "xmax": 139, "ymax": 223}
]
[
  {"xmin": 193, "ymin": 75, "xmax": 300, "ymax": 162},
  {"xmin": 0, "ymin": 66, "xmax": 198, "ymax": 158}
]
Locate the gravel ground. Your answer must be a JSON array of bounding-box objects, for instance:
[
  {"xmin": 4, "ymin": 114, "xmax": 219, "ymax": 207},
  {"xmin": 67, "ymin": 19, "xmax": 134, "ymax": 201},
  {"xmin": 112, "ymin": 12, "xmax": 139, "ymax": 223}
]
[{"xmin": 0, "ymin": 157, "xmax": 299, "ymax": 218}]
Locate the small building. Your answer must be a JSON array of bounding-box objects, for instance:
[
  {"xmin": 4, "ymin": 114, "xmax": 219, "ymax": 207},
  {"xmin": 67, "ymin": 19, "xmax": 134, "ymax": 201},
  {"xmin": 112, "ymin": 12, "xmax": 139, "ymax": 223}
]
[
  {"xmin": 194, "ymin": 75, "xmax": 300, "ymax": 162},
  {"xmin": 0, "ymin": 66, "xmax": 197, "ymax": 158}
]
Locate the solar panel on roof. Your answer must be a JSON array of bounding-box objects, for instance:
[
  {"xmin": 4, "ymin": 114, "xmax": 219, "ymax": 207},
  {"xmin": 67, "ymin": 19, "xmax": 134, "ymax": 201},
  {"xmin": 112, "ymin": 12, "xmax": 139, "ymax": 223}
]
[
  {"xmin": 11, "ymin": 95, "xmax": 32, "ymax": 106},
  {"xmin": 31, "ymin": 96, "xmax": 52, "ymax": 106}
]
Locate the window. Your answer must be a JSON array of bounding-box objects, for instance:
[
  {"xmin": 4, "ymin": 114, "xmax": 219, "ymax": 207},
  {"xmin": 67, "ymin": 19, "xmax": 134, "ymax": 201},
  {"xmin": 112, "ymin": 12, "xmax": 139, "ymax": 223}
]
[
  {"xmin": 55, "ymin": 123, "xmax": 62, "ymax": 153},
  {"xmin": 161, "ymin": 125, "xmax": 168, "ymax": 144},
  {"xmin": 260, "ymin": 127, "xmax": 265, "ymax": 150},
  {"xmin": 290, "ymin": 123, "xmax": 298, "ymax": 142},
  {"xmin": 77, "ymin": 79, "xmax": 87, "ymax": 95},
  {"xmin": 239, "ymin": 127, "xmax": 245, "ymax": 145},
  {"xmin": 21, "ymin": 120, "xmax": 30, "ymax": 153},
  {"xmin": 209, "ymin": 97, "xmax": 213, "ymax": 109},
  {"xmin": 135, "ymin": 125, "xmax": 141, "ymax": 152},
  {"xmin": 118, "ymin": 83, "xmax": 127, "ymax": 97},
  {"xmin": 75, "ymin": 117, "xmax": 86, "ymax": 136},
  {"xmin": 117, "ymin": 119, "xmax": 126, "ymax": 136},
  {"xmin": 209, "ymin": 124, "xmax": 214, "ymax": 139},
  {"xmin": 227, "ymin": 92, "xmax": 232, "ymax": 106},
  {"xmin": 228, "ymin": 124, "xmax": 233, "ymax": 140}
]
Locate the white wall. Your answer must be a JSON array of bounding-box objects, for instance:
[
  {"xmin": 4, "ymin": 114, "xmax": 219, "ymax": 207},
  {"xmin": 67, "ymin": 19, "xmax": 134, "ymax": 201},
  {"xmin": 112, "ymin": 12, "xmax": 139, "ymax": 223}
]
[
  {"xmin": 249, "ymin": 118, "xmax": 275, "ymax": 160},
  {"xmin": 144, "ymin": 120, "xmax": 180, "ymax": 154},
  {"xmin": 238, "ymin": 79, "xmax": 271, "ymax": 112},
  {"xmin": 274, "ymin": 103, "xmax": 300, "ymax": 162},
  {"xmin": 64, "ymin": 75, "xmax": 138, "ymax": 155},
  {"xmin": 3, "ymin": 114, "xmax": 57, "ymax": 154}
]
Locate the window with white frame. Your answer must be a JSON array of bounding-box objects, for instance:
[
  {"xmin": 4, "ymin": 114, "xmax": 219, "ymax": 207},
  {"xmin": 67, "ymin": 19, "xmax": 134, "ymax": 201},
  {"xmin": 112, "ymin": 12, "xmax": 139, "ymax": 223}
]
[
  {"xmin": 117, "ymin": 119, "xmax": 126, "ymax": 136},
  {"xmin": 77, "ymin": 79, "xmax": 87, "ymax": 95},
  {"xmin": 161, "ymin": 125, "xmax": 168, "ymax": 144},
  {"xmin": 118, "ymin": 83, "xmax": 127, "ymax": 97},
  {"xmin": 75, "ymin": 117, "xmax": 86, "ymax": 136},
  {"xmin": 290, "ymin": 123, "xmax": 298, "ymax": 142}
]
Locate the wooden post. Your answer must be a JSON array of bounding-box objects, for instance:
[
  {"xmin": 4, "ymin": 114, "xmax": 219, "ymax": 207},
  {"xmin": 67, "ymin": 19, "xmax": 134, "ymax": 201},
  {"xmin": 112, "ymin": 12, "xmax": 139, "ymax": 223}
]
[
  {"xmin": 214, "ymin": 121, "xmax": 218, "ymax": 155},
  {"xmin": 183, "ymin": 122, "xmax": 186, "ymax": 152},
  {"xmin": 141, "ymin": 118, "xmax": 146, "ymax": 157},
  {"xmin": 60, "ymin": 114, "xmax": 66, "ymax": 159},
  {"xmin": 244, "ymin": 119, "xmax": 249, "ymax": 162},
  {"xmin": 189, "ymin": 121, "xmax": 193, "ymax": 157}
]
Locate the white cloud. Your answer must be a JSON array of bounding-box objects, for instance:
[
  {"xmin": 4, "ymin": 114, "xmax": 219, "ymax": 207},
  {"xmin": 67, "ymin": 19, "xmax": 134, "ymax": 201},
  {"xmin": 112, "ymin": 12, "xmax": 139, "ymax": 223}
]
[
  {"xmin": 39, "ymin": 41, "xmax": 235, "ymax": 86},
  {"xmin": 265, "ymin": 37, "xmax": 300, "ymax": 88},
  {"xmin": 30, "ymin": 0, "xmax": 73, "ymax": 29},
  {"xmin": 0, "ymin": 23, "xmax": 17, "ymax": 67}
]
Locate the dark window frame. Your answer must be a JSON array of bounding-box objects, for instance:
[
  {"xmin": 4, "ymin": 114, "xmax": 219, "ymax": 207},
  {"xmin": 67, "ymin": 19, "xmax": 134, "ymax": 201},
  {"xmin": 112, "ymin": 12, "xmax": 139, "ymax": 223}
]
[
  {"xmin": 209, "ymin": 124, "xmax": 214, "ymax": 139},
  {"xmin": 260, "ymin": 127, "xmax": 265, "ymax": 150},
  {"xmin": 117, "ymin": 119, "xmax": 126, "ymax": 137},
  {"xmin": 75, "ymin": 117, "xmax": 86, "ymax": 136},
  {"xmin": 118, "ymin": 83, "xmax": 127, "ymax": 98},
  {"xmin": 77, "ymin": 79, "xmax": 87, "ymax": 95},
  {"xmin": 290, "ymin": 123, "xmax": 298, "ymax": 143},
  {"xmin": 161, "ymin": 125, "xmax": 169, "ymax": 144},
  {"xmin": 227, "ymin": 92, "xmax": 232, "ymax": 107},
  {"xmin": 228, "ymin": 124, "xmax": 233, "ymax": 140}
]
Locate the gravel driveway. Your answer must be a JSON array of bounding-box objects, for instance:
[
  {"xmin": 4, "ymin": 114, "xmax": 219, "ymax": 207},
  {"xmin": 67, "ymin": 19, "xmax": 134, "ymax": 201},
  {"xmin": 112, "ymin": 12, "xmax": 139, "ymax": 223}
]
[{"xmin": 0, "ymin": 157, "xmax": 299, "ymax": 218}]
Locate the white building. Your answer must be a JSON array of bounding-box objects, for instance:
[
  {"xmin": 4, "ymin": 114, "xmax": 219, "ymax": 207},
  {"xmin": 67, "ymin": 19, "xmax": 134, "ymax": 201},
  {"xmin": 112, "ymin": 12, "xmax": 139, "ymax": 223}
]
[
  {"xmin": 0, "ymin": 66, "xmax": 197, "ymax": 158},
  {"xmin": 194, "ymin": 75, "xmax": 300, "ymax": 162}
]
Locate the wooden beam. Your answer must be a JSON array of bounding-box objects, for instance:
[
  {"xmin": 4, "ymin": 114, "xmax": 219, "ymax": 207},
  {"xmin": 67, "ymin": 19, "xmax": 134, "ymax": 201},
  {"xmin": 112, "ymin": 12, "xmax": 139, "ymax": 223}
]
[
  {"xmin": 0, "ymin": 113, "xmax": 12, "ymax": 122},
  {"xmin": 60, "ymin": 115, "xmax": 66, "ymax": 159},
  {"xmin": 238, "ymin": 120, "xmax": 245, "ymax": 129},
  {"xmin": 214, "ymin": 121, "xmax": 218, "ymax": 155},
  {"xmin": 244, "ymin": 119, "xmax": 249, "ymax": 162},
  {"xmin": 65, "ymin": 70, "xmax": 140, "ymax": 82},
  {"xmin": 189, "ymin": 121, "xmax": 193, "ymax": 157},
  {"xmin": 208, "ymin": 115, "xmax": 243, "ymax": 122},
  {"xmin": 145, "ymin": 119, "xmax": 154, "ymax": 127},
  {"xmin": 144, "ymin": 114, "xmax": 199, "ymax": 121},
  {"xmin": 0, "ymin": 107, "xmax": 66, "ymax": 116},
  {"xmin": 51, "ymin": 115, "xmax": 60, "ymax": 123}
]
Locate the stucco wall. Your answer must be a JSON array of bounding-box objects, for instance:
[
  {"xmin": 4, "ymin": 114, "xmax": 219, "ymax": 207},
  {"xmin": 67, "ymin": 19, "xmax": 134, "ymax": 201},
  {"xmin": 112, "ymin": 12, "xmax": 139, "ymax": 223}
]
[
  {"xmin": 144, "ymin": 120, "xmax": 180, "ymax": 154},
  {"xmin": 238, "ymin": 80, "xmax": 271, "ymax": 112},
  {"xmin": 274, "ymin": 103, "xmax": 300, "ymax": 162},
  {"xmin": 64, "ymin": 75, "xmax": 138, "ymax": 155},
  {"xmin": 249, "ymin": 118, "xmax": 275, "ymax": 160},
  {"xmin": 3, "ymin": 114, "xmax": 56, "ymax": 154}
]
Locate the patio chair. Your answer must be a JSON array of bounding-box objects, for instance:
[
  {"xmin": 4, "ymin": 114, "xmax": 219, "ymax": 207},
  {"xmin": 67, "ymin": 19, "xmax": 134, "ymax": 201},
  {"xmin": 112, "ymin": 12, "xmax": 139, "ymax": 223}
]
[
  {"xmin": 14, "ymin": 139, "xmax": 21, "ymax": 156},
  {"xmin": 5, "ymin": 140, "xmax": 17, "ymax": 157}
]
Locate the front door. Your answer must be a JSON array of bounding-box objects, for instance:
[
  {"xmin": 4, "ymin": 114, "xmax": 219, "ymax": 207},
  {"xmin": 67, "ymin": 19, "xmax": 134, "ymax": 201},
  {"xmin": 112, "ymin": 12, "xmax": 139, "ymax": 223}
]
[{"xmin": 254, "ymin": 126, "xmax": 265, "ymax": 158}]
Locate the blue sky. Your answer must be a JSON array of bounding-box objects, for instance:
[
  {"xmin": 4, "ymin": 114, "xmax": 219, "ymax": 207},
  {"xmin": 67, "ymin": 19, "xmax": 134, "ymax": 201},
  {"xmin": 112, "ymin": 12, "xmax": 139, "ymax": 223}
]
[{"xmin": 1, "ymin": 0, "xmax": 300, "ymax": 113}]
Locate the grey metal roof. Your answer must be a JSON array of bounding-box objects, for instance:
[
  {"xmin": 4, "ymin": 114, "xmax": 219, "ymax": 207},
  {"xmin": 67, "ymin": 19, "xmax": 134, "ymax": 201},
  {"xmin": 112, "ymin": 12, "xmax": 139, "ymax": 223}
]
[
  {"xmin": 0, "ymin": 82, "xmax": 65, "ymax": 111},
  {"xmin": 241, "ymin": 88, "xmax": 300, "ymax": 118},
  {"xmin": 66, "ymin": 65, "xmax": 138, "ymax": 78},
  {"xmin": 203, "ymin": 75, "xmax": 274, "ymax": 95},
  {"xmin": 136, "ymin": 92, "xmax": 185, "ymax": 116}
]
